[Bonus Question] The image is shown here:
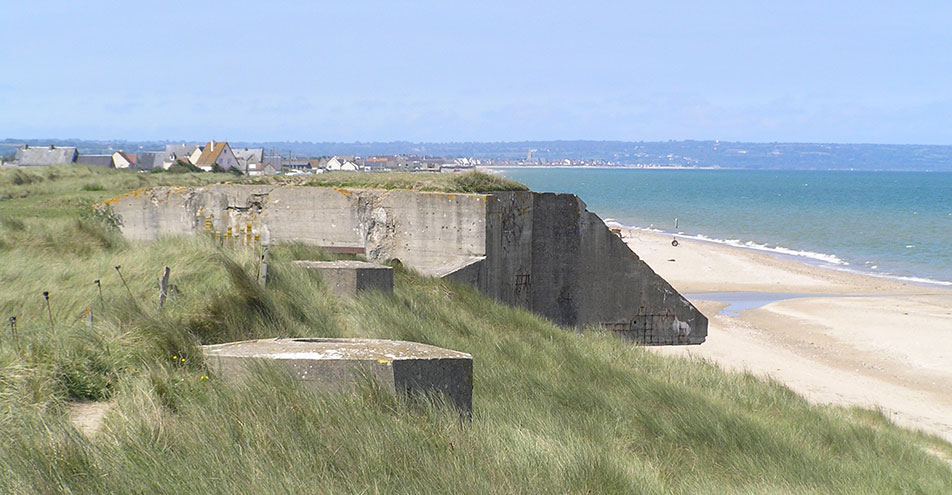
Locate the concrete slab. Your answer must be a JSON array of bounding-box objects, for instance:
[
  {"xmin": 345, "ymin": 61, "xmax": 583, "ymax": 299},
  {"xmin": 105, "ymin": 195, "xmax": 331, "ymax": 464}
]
[
  {"xmin": 203, "ymin": 338, "xmax": 473, "ymax": 414},
  {"xmin": 293, "ymin": 260, "xmax": 393, "ymax": 298}
]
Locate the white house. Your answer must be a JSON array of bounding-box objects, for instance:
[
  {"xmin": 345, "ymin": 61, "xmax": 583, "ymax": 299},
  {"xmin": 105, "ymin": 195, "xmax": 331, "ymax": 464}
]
[
  {"xmin": 326, "ymin": 156, "xmax": 359, "ymax": 171},
  {"xmin": 112, "ymin": 151, "xmax": 137, "ymax": 169},
  {"xmin": 160, "ymin": 144, "xmax": 201, "ymax": 169}
]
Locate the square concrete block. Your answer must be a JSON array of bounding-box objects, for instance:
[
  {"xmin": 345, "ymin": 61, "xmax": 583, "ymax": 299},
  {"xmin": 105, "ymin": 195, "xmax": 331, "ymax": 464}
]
[
  {"xmin": 293, "ymin": 260, "xmax": 393, "ymax": 298},
  {"xmin": 203, "ymin": 338, "xmax": 473, "ymax": 414}
]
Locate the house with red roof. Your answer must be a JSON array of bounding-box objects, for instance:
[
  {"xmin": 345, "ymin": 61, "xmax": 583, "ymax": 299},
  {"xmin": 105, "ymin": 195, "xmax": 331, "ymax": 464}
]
[{"xmin": 112, "ymin": 151, "xmax": 137, "ymax": 169}]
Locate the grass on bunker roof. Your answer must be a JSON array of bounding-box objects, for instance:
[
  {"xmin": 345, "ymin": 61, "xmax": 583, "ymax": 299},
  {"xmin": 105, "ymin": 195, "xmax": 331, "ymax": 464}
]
[
  {"xmin": 0, "ymin": 166, "xmax": 525, "ymax": 221},
  {"xmin": 0, "ymin": 165, "xmax": 950, "ymax": 494},
  {"xmin": 246, "ymin": 169, "xmax": 529, "ymax": 193}
]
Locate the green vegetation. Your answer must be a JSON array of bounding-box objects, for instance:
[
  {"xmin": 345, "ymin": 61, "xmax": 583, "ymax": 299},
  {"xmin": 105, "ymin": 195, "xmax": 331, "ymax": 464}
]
[
  {"xmin": 248, "ymin": 170, "xmax": 529, "ymax": 193},
  {"xmin": 0, "ymin": 166, "xmax": 231, "ymax": 218},
  {"xmin": 161, "ymin": 159, "xmax": 204, "ymax": 174},
  {"xmin": 0, "ymin": 166, "xmax": 950, "ymax": 493}
]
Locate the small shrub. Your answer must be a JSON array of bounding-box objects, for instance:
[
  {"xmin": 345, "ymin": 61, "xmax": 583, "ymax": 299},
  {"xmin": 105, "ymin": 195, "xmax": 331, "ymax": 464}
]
[
  {"xmin": 167, "ymin": 160, "xmax": 202, "ymax": 174},
  {"xmin": 10, "ymin": 169, "xmax": 41, "ymax": 186},
  {"xmin": 81, "ymin": 183, "xmax": 105, "ymax": 191},
  {"xmin": 86, "ymin": 203, "xmax": 123, "ymax": 232},
  {"xmin": 58, "ymin": 356, "xmax": 116, "ymax": 400},
  {"xmin": 0, "ymin": 216, "xmax": 25, "ymax": 231},
  {"xmin": 451, "ymin": 171, "xmax": 529, "ymax": 192}
]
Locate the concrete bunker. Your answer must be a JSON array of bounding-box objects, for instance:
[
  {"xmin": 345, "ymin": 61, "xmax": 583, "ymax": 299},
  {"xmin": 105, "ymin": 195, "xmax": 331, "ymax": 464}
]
[
  {"xmin": 293, "ymin": 260, "xmax": 393, "ymax": 298},
  {"xmin": 110, "ymin": 185, "xmax": 707, "ymax": 345},
  {"xmin": 203, "ymin": 337, "xmax": 473, "ymax": 414}
]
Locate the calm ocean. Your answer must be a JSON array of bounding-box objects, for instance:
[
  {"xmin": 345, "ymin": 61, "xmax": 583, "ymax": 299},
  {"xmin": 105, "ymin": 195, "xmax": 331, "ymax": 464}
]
[{"xmin": 496, "ymin": 168, "xmax": 952, "ymax": 286}]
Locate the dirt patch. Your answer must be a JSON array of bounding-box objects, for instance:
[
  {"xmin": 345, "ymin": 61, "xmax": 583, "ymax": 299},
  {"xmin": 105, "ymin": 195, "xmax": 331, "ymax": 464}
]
[{"xmin": 69, "ymin": 400, "xmax": 115, "ymax": 437}]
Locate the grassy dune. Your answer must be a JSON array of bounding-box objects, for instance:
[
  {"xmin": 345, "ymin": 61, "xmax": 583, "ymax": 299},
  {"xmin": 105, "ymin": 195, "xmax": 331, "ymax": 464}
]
[{"xmin": 0, "ymin": 166, "xmax": 950, "ymax": 493}]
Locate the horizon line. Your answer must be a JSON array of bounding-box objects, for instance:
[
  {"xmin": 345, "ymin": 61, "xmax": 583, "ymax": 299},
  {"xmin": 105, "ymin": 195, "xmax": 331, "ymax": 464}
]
[{"xmin": 4, "ymin": 137, "xmax": 952, "ymax": 148}]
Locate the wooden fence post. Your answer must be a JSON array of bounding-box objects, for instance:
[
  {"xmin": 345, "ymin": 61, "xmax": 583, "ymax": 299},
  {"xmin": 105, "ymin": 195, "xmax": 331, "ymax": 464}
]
[
  {"xmin": 258, "ymin": 246, "xmax": 269, "ymax": 287},
  {"xmin": 159, "ymin": 266, "xmax": 170, "ymax": 309}
]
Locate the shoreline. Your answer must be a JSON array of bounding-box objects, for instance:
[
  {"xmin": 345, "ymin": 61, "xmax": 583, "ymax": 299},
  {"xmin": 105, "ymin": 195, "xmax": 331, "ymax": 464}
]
[
  {"xmin": 621, "ymin": 227, "xmax": 952, "ymax": 442},
  {"xmin": 478, "ymin": 165, "xmax": 724, "ymax": 170},
  {"xmin": 613, "ymin": 224, "xmax": 952, "ymax": 289}
]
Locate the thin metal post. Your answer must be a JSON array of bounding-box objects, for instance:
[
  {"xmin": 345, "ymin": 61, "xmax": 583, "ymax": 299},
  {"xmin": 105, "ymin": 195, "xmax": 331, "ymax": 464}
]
[
  {"xmin": 43, "ymin": 291, "xmax": 54, "ymax": 332},
  {"xmin": 94, "ymin": 279, "xmax": 104, "ymax": 310},
  {"xmin": 115, "ymin": 265, "xmax": 140, "ymax": 310}
]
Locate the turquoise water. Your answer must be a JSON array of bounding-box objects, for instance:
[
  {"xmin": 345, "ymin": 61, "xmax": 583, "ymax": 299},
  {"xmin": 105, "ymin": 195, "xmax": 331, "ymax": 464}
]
[{"xmin": 497, "ymin": 169, "xmax": 952, "ymax": 286}]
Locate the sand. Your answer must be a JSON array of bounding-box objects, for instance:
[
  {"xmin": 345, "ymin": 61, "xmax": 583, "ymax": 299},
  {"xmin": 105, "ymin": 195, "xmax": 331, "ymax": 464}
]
[{"xmin": 621, "ymin": 228, "xmax": 952, "ymax": 442}]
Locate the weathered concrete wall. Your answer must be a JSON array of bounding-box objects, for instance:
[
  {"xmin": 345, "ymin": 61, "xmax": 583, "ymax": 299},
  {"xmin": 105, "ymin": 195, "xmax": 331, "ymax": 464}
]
[
  {"xmin": 292, "ymin": 260, "xmax": 394, "ymax": 298},
  {"xmin": 109, "ymin": 185, "xmax": 706, "ymax": 344},
  {"xmin": 204, "ymin": 338, "xmax": 473, "ymax": 414},
  {"xmin": 108, "ymin": 186, "xmax": 488, "ymax": 276},
  {"xmin": 483, "ymin": 192, "xmax": 535, "ymax": 308}
]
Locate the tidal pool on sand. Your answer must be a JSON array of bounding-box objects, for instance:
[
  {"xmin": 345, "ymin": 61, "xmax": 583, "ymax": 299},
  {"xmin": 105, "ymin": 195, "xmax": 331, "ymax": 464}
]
[{"xmin": 684, "ymin": 292, "xmax": 832, "ymax": 317}]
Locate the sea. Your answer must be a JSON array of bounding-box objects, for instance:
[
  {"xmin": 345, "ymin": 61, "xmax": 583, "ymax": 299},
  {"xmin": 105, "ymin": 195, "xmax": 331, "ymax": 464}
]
[{"xmin": 495, "ymin": 168, "xmax": 952, "ymax": 287}]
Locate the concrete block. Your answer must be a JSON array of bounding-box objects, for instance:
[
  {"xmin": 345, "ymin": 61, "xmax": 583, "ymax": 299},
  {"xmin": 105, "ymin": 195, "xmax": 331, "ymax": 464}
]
[
  {"xmin": 203, "ymin": 338, "xmax": 473, "ymax": 414},
  {"xmin": 293, "ymin": 260, "xmax": 393, "ymax": 298}
]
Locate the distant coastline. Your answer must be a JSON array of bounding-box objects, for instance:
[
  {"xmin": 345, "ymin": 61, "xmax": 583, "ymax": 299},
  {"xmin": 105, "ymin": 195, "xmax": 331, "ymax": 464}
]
[
  {"xmin": 6, "ymin": 139, "xmax": 952, "ymax": 172},
  {"xmin": 478, "ymin": 165, "xmax": 726, "ymax": 170},
  {"xmin": 497, "ymin": 167, "xmax": 952, "ymax": 287}
]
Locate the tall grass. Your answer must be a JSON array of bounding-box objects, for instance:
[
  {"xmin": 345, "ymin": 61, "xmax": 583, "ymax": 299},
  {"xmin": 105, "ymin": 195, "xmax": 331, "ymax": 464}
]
[
  {"xmin": 248, "ymin": 170, "xmax": 529, "ymax": 192},
  {"xmin": 0, "ymin": 166, "xmax": 950, "ymax": 493}
]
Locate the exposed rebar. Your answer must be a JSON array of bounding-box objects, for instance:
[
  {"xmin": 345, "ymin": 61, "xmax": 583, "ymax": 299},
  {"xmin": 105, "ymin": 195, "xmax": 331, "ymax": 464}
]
[
  {"xmin": 94, "ymin": 279, "xmax": 104, "ymax": 310},
  {"xmin": 114, "ymin": 265, "xmax": 140, "ymax": 310}
]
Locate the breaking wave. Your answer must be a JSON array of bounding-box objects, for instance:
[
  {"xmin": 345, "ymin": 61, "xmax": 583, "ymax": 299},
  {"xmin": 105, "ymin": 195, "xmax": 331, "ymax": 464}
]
[{"xmin": 603, "ymin": 219, "xmax": 952, "ymax": 287}]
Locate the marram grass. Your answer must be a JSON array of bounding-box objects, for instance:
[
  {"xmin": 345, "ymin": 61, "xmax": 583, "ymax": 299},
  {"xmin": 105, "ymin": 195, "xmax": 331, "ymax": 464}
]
[{"xmin": 0, "ymin": 166, "xmax": 950, "ymax": 494}]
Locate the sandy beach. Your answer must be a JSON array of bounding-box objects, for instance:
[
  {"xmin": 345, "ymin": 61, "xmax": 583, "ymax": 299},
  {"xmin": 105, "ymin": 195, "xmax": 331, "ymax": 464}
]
[{"xmin": 621, "ymin": 228, "xmax": 952, "ymax": 442}]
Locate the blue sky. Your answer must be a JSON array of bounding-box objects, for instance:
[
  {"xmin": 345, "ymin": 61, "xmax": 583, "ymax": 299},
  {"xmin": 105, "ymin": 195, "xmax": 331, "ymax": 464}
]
[{"xmin": 2, "ymin": 1, "xmax": 951, "ymax": 144}]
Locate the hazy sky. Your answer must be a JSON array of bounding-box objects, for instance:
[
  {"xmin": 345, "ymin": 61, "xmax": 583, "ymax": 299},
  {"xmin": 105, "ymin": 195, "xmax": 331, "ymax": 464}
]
[{"xmin": 2, "ymin": 1, "xmax": 951, "ymax": 144}]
